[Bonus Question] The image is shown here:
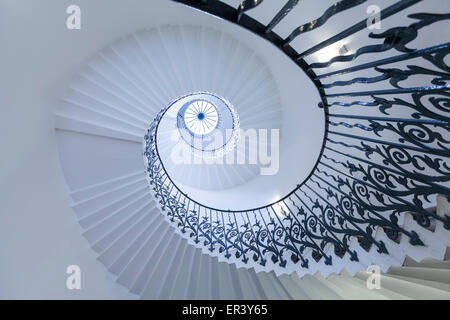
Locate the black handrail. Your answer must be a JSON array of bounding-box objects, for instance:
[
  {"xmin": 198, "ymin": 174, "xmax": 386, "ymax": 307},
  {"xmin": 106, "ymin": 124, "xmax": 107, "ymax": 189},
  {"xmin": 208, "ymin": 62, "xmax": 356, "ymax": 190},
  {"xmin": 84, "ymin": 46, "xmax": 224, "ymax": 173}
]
[{"xmin": 143, "ymin": 0, "xmax": 450, "ymax": 272}]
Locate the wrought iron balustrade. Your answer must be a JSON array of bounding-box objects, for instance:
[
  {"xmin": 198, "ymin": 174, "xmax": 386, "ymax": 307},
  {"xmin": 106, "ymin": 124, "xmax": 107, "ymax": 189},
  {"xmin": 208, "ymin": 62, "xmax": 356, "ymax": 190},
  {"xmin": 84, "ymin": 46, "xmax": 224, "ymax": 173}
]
[{"xmin": 144, "ymin": 0, "xmax": 450, "ymax": 273}]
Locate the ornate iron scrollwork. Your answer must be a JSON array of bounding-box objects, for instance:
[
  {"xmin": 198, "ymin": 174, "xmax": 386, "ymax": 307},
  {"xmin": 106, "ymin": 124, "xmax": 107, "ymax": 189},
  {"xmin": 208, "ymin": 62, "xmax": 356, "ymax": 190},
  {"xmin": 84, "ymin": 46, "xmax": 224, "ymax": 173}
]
[{"xmin": 144, "ymin": 0, "xmax": 450, "ymax": 273}]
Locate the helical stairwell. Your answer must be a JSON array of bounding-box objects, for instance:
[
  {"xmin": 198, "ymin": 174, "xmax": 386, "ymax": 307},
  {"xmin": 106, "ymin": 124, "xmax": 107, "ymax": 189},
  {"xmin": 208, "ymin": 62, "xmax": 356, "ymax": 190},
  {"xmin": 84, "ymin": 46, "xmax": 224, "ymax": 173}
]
[{"xmin": 55, "ymin": 0, "xmax": 450, "ymax": 299}]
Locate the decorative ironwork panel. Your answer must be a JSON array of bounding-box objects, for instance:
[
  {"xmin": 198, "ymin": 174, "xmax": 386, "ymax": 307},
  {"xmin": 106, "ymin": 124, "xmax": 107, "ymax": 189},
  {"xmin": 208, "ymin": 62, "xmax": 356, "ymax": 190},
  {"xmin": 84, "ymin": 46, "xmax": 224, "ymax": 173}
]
[{"xmin": 142, "ymin": 0, "xmax": 450, "ymax": 274}]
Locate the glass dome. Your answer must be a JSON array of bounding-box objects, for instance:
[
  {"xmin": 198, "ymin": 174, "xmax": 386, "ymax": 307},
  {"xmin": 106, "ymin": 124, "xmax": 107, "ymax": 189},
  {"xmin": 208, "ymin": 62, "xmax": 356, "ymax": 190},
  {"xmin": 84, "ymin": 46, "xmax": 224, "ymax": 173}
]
[
  {"xmin": 183, "ymin": 100, "xmax": 219, "ymax": 135},
  {"xmin": 176, "ymin": 92, "xmax": 239, "ymax": 158}
]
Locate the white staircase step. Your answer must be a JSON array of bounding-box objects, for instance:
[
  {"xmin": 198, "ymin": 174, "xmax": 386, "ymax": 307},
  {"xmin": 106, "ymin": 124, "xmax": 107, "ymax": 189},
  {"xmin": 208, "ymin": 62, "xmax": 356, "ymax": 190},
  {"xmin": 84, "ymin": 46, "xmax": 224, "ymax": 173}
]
[
  {"xmin": 385, "ymin": 274, "xmax": 450, "ymax": 296},
  {"xmin": 83, "ymin": 196, "xmax": 152, "ymax": 243},
  {"xmin": 216, "ymin": 261, "xmax": 239, "ymax": 300},
  {"xmin": 70, "ymin": 171, "xmax": 143, "ymax": 202},
  {"xmin": 130, "ymin": 231, "xmax": 178, "ymax": 294},
  {"xmin": 78, "ymin": 185, "xmax": 148, "ymax": 227},
  {"xmin": 116, "ymin": 222, "xmax": 172, "ymax": 288},
  {"xmin": 55, "ymin": 115, "xmax": 142, "ymax": 143},
  {"xmin": 141, "ymin": 235, "xmax": 186, "ymax": 299},
  {"xmin": 101, "ymin": 213, "xmax": 162, "ymax": 271},
  {"xmin": 185, "ymin": 249, "xmax": 203, "ymax": 299},
  {"xmin": 255, "ymin": 271, "xmax": 289, "ymax": 300},
  {"xmin": 388, "ymin": 266, "xmax": 450, "ymax": 285},
  {"xmin": 169, "ymin": 244, "xmax": 197, "ymax": 299},
  {"xmin": 403, "ymin": 256, "xmax": 450, "ymax": 269},
  {"xmin": 92, "ymin": 201, "xmax": 153, "ymax": 253},
  {"xmin": 277, "ymin": 274, "xmax": 309, "ymax": 299},
  {"xmin": 291, "ymin": 274, "xmax": 342, "ymax": 300}
]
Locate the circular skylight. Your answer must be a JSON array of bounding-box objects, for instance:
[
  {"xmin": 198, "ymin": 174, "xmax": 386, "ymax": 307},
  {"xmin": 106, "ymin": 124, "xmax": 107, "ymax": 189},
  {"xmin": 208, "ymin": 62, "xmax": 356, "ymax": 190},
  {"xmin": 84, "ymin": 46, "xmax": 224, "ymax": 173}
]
[
  {"xmin": 183, "ymin": 100, "xmax": 219, "ymax": 135},
  {"xmin": 175, "ymin": 92, "xmax": 239, "ymax": 158}
]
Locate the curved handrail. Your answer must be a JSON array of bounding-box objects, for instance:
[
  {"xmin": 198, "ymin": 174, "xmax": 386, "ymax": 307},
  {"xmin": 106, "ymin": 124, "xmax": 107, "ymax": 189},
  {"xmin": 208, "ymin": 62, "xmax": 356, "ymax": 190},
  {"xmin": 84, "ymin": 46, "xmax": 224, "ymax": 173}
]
[
  {"xmin": 145, "ymin": 95, "xmax": 311, "ymax": 214},
  {"xmin": 143, "ymin": 0, "xmax": 450, "ymax": 272}
]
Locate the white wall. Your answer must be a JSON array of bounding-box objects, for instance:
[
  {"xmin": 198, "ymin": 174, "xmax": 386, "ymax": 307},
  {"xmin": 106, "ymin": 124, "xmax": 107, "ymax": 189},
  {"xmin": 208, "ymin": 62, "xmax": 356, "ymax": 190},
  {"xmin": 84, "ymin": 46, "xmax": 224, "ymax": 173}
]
[{"xmin": 0, "ymin": 0, "xmax": 184, "ymax": 299}]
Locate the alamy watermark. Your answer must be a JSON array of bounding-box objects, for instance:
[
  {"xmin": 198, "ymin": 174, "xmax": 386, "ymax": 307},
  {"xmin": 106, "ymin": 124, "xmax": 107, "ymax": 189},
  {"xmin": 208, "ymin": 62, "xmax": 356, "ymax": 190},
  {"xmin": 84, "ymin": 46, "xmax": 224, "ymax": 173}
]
[
  {"xmin": 66, "ymin": 265, "xmax": 81, "ymax": 290},
  {"xmin": 170, "ymin": 128, "xmax": 280, "ymax": 176},
  {"xmin": 366, "ymin": 5, "xmax": 382, "ymax": 30},
  {"xmin": 366, "ymin": 264, "xmax": 381, "ymax": 290},
  {"xmin": 66, "ymin": 5, "xmax": 81, "ymax": 30}
]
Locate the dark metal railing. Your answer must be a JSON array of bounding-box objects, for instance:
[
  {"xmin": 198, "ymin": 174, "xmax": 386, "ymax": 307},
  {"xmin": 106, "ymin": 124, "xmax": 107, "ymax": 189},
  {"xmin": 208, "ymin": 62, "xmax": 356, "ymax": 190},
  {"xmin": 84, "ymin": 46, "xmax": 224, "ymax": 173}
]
[{"xmin": 144, "ymin": 0, "xmax": 450, "ymax": 271}]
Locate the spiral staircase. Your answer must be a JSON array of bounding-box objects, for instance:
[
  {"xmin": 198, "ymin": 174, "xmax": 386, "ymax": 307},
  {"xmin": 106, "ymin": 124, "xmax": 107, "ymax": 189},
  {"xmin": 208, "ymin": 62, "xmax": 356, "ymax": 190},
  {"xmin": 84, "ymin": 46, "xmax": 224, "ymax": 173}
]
[{"xmin": 1, "ymin": 0, "xmax": 449, "ymax": 299}]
